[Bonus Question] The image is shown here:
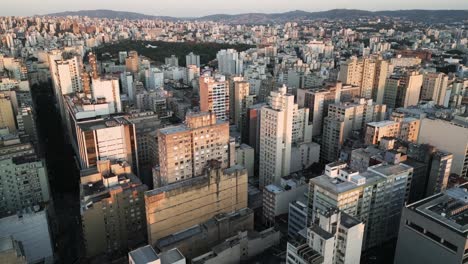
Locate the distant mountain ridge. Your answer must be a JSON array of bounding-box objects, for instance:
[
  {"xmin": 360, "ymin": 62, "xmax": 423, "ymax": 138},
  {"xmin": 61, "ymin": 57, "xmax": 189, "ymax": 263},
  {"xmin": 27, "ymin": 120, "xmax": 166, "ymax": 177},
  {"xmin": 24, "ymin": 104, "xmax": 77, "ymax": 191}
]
[{"xmin": 44, "ymin": 9, "xmax": 468, "ymax": 23}]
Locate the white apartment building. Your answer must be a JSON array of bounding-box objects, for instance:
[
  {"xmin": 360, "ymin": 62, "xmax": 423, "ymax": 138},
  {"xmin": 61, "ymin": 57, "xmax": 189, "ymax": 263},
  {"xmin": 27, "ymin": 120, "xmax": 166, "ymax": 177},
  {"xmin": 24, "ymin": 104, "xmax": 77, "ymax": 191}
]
[
  {"xmin": 91, "ymin": 77, "xmax": 122, "ymax": 114},
  {"xmin": 217, "ymin": 49, "xmax": 243, "ymax": 75},
  {"xmin": 286, "ymin": 209, "xmax": 364, "ymax": 264},
  {"xmin": 259, "ymin": 85, "xmax": 312, "ymax": 188},
  {"xmin": 199, "ymin": 74, "xmax": 230, "ymax": 122},
  {"xmin": 186, "ymin": 52, "xmax": 201, "ymax": 67}
]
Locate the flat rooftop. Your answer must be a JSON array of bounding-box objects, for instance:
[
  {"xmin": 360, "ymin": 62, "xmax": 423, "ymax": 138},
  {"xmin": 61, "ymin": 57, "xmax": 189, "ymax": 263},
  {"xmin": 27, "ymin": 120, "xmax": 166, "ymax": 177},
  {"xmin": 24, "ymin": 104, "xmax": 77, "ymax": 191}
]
[
  {"xmin": 409, "ymin": 184, "xmax": 468, "ymax": 234},
  {"xmin": 78, "ymin": 116, "xmax": 131, "ymax": 131},
  {"xmin": 367, "ymin": 120, "xmax": 397, "ymax": 127},
  {"xmin": 129, "ymin": 245, "xmax": 159, "ymax": 264}
]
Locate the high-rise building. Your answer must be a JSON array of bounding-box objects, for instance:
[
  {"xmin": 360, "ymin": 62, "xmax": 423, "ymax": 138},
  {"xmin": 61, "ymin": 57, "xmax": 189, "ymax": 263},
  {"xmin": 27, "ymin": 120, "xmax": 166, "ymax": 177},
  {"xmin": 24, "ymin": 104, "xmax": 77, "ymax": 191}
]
[
  {"xmin": 186, "ymin": 52, "xmax": 200, "ymax": 67},
  {"xmin": 80, "ymin": 160, "xmax": 148, "ymax": 258},
  {"xmin": 421, "ymin": 72, "xmax": 449, "ymax": 106},
  {"xmin": 155, "ymin": 111, "xmax": 231, "ymax": 186},
  {"xmin": 199, "ymin": 74, "xmax": 230, "ymax": 121},
  {"xmin": 118, "ymin": 51, "xmax": 128, "ymax": 65},
  {"xmin": 338, "ymin": 57, "xmax": 379, "ymax": 98},
  {"xmin": 125, "ymin": 111, "xmax": 163, "ymax": 187},
  {"xmin": 145, "ymin": 162, "xmax": 247, "ymax": 244},
  {"xmin": 286, "ymin": 209, "xmax": 364, "ymax": 264},
  {"xmin": 125, "ymin": 51, "xmax": 139, "ymax": 73},
  {"xmin": 121, "ymin": 72, "xmax": 134, "ymax": 100},
  {"xmin": 233, "ymin": 81, "xmax": 255, "ymax": 137},
  {"xmin": 308, "ymin": 162, "xmax": 413, "ymax": 248},
  {"xmin": 217, "ymin": 49, "xmax": 243, "ymax": 75},
  {"xmin": 259, "ymin": 85, "xmax": 312, "ymax": 188},
  {"xmin": 418, "ymin": 118, "xmax": 468, "ymax": 177},
  {"xmin": 0, "ymin": 94, "xmax": 16, "ymax": 133},
  {"xmin": 88, "ymin": 52, "xmax": 99, "ymax": 79},
  {"xmin": 372, "ymin": 59, "xmax": 390, "ymax": 104},
  {"xmin": 0, "ymin": 138, "xmax": 50, "ymax": 217},
  {"xmin": 164, "ymin": 55, "xmax": 179, "ymax": 67},
  {"xmin": 383, "ymin": 71, "xmax": 423, "ymax": 109},
  {"xmin": 297, "ymin": 83, "xmax": 342, "ymax": 137},
  {"xmin": 364, "ymin": 112, "xmax": 420, "ymax": 145},
  {"xmin": 426, "ymin": 151, "xmax": 453, "ymax": 196},
  {"xmin": 321, "ymin": 98, "xmax": 386, "ymax": 163},
  {"xmin": 91, "ymin": 77, "xmax": 122, "ymax": 114},
  {"xmin": 394, "ymin": 184, "xmax": 468, "ymax": 264},
  {"xmin": 54, "ymin": 56, "xmax": 83, "ymax": 96},
  {"xmin": 75, "ymin": 116, "xmax": 139, "ymax": 173}
]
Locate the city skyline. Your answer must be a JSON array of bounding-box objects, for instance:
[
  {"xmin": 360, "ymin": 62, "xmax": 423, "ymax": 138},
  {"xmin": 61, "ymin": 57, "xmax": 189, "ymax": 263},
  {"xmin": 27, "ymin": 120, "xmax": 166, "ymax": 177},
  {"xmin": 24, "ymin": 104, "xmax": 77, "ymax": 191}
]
[{"xmin": 1, "ymin": 0, "xmax": 468, "ymax": 17}]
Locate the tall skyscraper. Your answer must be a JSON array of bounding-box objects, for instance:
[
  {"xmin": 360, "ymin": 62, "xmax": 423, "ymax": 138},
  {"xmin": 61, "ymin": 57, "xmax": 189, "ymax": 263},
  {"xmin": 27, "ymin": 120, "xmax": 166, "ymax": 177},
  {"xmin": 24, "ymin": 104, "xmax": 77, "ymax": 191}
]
[
  {"xmin": 233, "ymin": 80, "xmax": 254, "ymax": 136},
  {"xmin": 338, "ymin": 57, "xmax": 378, "ymax": 98},
  {"xmin": 383, "ymin": 71, "xmax": 423, "ymax": 109},
  {"xmin": 186, "ymin": 52, "xmax": 200, "ymax": 67},
  {"xmin": 259, "ymin": 85, "xmax": 312, "ymax": 188},
  {"xmin": 217, "ymin": 49, "xmax": 243, "ymax": 75},
  {"xmin": 199, "ymin": 74, "xmax": 230, "ymax": 122},
  {"xmin": 297, "ymin": 83, "xmax": 342, "ymax": 137},
  {"xmin": 80, "ymin": 160, "xmax": 147, "ymax": 258},
  {"xmin": 155, "ymin": 111, "xmax": 231, "ymax": 186},
  {"xmin": 125, "ymin": 51, "xmax": 139, "ymax": 73},
  {"xmin": 421, "ymin": 72, "xmax": 449, "ymax": 106},
  {"xmin": 372, "ymin": 59, "xmax": 390, "ymax": 104}
]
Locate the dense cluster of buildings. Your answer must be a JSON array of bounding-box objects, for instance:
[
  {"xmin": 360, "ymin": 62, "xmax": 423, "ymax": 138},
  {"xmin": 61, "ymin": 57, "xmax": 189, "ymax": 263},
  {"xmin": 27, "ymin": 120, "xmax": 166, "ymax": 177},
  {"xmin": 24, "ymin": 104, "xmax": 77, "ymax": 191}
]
[{"xmin": 0, "ymin": 10, "xmax": 467, "ymax": 264}]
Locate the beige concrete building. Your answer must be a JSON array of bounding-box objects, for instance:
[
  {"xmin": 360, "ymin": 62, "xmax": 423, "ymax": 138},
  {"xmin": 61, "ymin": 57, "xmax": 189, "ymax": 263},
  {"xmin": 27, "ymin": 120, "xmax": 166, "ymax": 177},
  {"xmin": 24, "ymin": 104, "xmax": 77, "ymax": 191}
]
[
  {"xmin": 192, "ymin": 228, "xmax": 280, "ymax": 264},
  {"xmin": 364, "ymin": 113, "xmax": 420, "ymax": 145},
  {"xmin": 145, "ymin": 162, "xmax": 248, "ymax": 245},
  {"xmin": 421, "ymin": 72, "xmax": 449, "ymax": 106},
  {"xmin": 0, "ymin": 94, "xmax": 16, "ymax": 132},
  {"xmin": 156, "ymin": 208, "xmax": 254, "ymax": 260},
  {"xmin": 338, "ymin": 57, "xmax": 379, "ymax": 98},
  {"xmin": 80, "ymin": 160, "xmax": 148, "ymax": 258},
  {"xmin": 75, "ymin": 116, "xmax": 139, "ymax": 173},
  {"xmin": 125, "ymin": 51, "xmax": 139, "ymax": 73},
  {"xmin": 383, "ymin": 71, "xmax": 423, "ymax": 109},
  {"xmin": 233, "ymin": 80, "xmax": 254, "ymax": 136},
  {"xmin": 321, "ymin": 98, "xmax": 386, "ymax": 162},
  {"xmin": 155, "ymin": 111, "xmax": 231, "ymax": 186}
]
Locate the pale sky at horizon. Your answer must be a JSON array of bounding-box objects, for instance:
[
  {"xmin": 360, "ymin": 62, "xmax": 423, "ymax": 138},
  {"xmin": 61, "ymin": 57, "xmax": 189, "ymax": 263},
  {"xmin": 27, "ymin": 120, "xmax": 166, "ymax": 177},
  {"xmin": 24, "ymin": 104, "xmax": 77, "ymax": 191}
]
[{"xmin": 1, "ymin": 0, "xmax": 467, "ymax": 17}]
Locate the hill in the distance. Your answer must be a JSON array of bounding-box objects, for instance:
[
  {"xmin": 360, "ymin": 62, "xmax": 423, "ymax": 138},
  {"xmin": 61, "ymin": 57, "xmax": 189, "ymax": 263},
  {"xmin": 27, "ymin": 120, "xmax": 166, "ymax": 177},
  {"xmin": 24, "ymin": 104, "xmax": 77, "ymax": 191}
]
[
  {"xmin": 44, "ymin": 9, "xmax": 468, "ymax": 23},
  {"xmin": 46, "ymin": 9, "xmax": 178, "ymax": 21}
]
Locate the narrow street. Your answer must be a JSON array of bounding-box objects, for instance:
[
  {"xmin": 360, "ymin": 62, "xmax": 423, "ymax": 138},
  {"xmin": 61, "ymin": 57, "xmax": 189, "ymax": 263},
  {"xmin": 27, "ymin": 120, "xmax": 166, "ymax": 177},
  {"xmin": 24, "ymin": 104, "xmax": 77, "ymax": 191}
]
[{"xmin": 31, "ymin": 81, "xmax": 82, "ymax": 263}]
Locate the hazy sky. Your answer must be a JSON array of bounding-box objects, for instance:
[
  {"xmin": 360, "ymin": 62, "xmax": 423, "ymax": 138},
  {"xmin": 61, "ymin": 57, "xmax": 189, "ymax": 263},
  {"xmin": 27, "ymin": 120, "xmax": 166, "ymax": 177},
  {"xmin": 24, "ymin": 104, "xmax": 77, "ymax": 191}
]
[{"xmin": 1, "ymin": 0, "xmax": 467, "ymax": 17}]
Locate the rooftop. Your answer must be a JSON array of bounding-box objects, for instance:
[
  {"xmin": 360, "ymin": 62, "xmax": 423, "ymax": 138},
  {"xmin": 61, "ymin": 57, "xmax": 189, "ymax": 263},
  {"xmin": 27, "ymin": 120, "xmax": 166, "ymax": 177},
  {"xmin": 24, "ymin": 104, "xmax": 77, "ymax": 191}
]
[
  {"xmin": 78, "ymin": 116, "xmax": 131, "ymax": 131},
  {"xmin": 129, "ymin": 245, "xmax": 159, "ymax": 264},
  {"xmin": 409, "ymin": 184, "xmax": 468, "ymax": 234}
]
